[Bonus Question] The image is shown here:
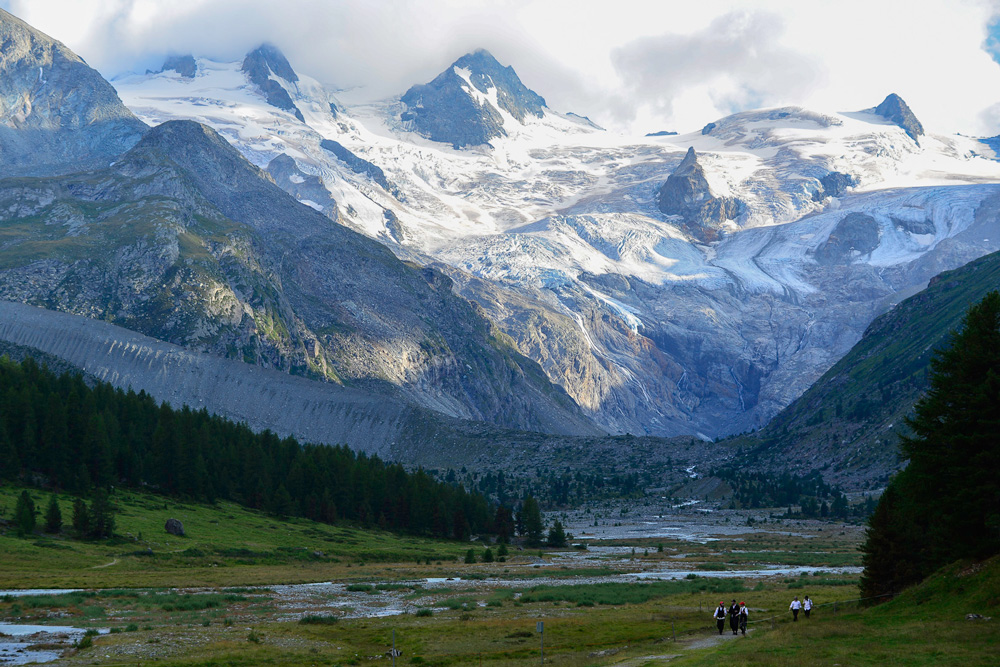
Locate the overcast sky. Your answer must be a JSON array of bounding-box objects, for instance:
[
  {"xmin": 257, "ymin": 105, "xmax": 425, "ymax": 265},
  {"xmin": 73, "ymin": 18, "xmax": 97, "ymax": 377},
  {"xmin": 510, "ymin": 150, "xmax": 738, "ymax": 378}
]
[{"xmin": 5, "ymin": 0, "xmax": 1000, "ymax": 136}]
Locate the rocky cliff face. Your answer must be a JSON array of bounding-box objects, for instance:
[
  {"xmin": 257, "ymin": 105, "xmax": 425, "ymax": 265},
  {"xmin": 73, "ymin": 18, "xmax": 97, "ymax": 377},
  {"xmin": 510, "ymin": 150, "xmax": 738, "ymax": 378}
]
[
  {"xmin": 0, "ymin": 118, "xmax": 598, "ymax": 436},
  {"xmin": 656, "ymin": 147, "xmax": 745, "ymax": 241},
  {"xmin": 0, "ymin": 300, "xmax": 720, "ymax": 484},
  {"xmin": 873, "ymin": 93, "xmax": 924, "ymax": 142},
  {"xmin": 158, "ymin": 55, "xmax": 197, "ymax": 78},
  {"xmin": 241, "ymin": 44, "xmax": 304, "ymax": 122},
  {"xmin": 266, "ymin": 153, "xmax": 339, "ymax": 220},
  {"xmin": 0, "ymin": 9, "xmax": 147, "ymax": 176},
  {"xmin": 400, "ymin": 49, "xmax": 546, "ymax": 148}
]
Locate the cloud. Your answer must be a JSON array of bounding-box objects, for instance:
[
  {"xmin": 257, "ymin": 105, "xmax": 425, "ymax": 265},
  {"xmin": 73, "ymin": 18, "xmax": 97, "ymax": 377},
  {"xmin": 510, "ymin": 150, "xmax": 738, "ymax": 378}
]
[
  {"xmin": 609, "ymin": 11, "xmax": 825, "ymax": 131},
  {"xmin": 3, "ymin": 0, "xmax": 1000, "ymax": 136}
]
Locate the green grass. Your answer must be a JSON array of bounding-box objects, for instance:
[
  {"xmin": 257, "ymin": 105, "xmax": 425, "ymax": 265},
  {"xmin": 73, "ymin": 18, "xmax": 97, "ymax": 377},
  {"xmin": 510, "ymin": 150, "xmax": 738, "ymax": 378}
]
[
  {"xmin": 670, "ymin": 555, "xmax": 1000, "ymax": 666},
  {"xmin": 0, "ymin": 485, "xmax": 468, "ymax": 589},
  {"xmin": 518, "ymin": 579, "xmax": 747, "ymax": 606}
]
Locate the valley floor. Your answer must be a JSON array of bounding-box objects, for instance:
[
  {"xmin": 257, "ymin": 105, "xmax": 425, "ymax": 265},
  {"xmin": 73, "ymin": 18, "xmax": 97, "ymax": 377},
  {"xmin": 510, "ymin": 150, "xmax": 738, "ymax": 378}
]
[
  {"xmin": 8, "ymin": 486, "xmax": 979, "ymax": 666},
  {"xmin": 6, "ymin": 554, "xmax": 989, "ymax": 667}
]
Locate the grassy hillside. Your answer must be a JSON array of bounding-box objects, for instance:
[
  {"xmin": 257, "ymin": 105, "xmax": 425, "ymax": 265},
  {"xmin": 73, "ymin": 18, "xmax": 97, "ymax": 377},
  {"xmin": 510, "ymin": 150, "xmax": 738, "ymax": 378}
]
[
  {"xmin": 730, "ymin": 250, "xmax": 1000, "ymax": 489},
  {"xmin": 675, "ymin": 555, "xmax": 1000, "ymax": 666},
  {"xmin": 0, "ymin": 485, "xmax": 466, "ymax": 589}
]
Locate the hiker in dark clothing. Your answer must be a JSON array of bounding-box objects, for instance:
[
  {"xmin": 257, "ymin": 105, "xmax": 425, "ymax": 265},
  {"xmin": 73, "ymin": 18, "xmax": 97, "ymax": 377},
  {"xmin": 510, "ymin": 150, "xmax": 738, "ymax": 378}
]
[
  {"xmin": 729, "ymin": 600, "xmax": 740, "ymax": 635},
  {"xmin": 803, "ymin": 595, "xmax": 812, "ymax": 618},
  {"xmin": 713, "ymin": 601, "xmax": 727, "ymax": 635},
  {"xmin": 739, "ymin": 601, "xmax": 748, "ymax": 635}
]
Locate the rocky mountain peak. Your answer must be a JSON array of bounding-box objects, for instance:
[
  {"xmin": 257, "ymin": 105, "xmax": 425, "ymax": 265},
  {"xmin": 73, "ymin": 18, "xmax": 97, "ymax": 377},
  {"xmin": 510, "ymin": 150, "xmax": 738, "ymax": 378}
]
[
  {"xmin": 399, "ymin": 49, "xmax": 546, "ymax": 148},
  {"xmin": 118, "ymin": 119, "xmax": 310, "ymax": 237},
  {"xmin": 673, "ymin": 146, "xmax": 701, "ymax": 177},
  {"xmin": 873, "ymin": 93, "xmax": 924, "ymax": 141},
  {"xmin": 241, "ymin": 43, "xmax": 304, "ymax": 122},
  {"xmin": 242, "ymin": 43, "xmax": 298, "ymax": 83},
  {"xmin": 159, "ymin": 54, "xmax": 197, "ymax": 78},
  {"xmin": 451, "ymin": 49, "xmax": 546, "ymax": 119},
  {"xmin": 656, "ymin": 147, "xmax": 744, "ymax": 242},
  {"xmin": 0, "ymin": 8, "xmax": 147, "ymax": 176}
]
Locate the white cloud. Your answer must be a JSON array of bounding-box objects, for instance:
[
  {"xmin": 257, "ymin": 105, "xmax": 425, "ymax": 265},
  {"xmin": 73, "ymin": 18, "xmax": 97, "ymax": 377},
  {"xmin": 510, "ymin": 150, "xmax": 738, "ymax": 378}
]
[
  {"xmin": 3, "ymin": 0, "xmax": 1000, "ymax": 136},
  {"xmin": 609, "ymin": 11, "xmax": 825, "ymax": 132}
]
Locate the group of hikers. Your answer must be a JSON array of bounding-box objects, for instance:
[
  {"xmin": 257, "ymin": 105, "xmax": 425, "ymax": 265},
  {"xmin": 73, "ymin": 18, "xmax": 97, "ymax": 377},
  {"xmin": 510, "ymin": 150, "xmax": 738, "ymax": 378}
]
[{"xmin": 712, "ymin": 596, "xmax": 813, "ymax": 635}]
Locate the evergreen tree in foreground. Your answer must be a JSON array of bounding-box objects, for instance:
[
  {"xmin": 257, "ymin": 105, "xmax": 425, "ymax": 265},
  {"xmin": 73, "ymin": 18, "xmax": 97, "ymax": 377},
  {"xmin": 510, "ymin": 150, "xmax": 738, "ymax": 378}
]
[
  {"xmin": 861, "ymin": 291, "xmax": 1000, "ymax": 597},
  {"xmin": 0, "ymin": 355, "xmax": 495, "ymax": 540}
]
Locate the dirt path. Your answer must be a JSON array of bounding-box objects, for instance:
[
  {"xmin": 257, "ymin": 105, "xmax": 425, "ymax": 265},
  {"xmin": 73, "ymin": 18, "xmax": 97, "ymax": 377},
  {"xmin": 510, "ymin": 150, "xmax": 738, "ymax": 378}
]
[
  {"xmin": 90, "ymin": 558, "xmax": 118, "ymax": 569},
  {"xmin": 612, "ymin": 629, "xmax": 750, "ymax": 665},
  {"xmin": 684, "ymin": 629, "xmax": 748, "ymax": 651}
]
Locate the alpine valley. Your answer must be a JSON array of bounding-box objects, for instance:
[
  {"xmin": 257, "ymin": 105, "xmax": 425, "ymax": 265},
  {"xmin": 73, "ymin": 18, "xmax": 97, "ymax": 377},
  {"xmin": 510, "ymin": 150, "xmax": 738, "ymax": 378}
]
[{"xmin": 3, "ymin": 8, "xmax": 1000, "ymax": 487}]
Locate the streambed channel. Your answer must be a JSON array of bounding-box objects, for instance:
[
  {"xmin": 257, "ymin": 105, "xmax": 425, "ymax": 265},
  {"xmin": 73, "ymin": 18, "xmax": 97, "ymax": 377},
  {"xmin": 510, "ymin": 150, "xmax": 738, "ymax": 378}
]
[
  {"xmin": 0, "ymin": 624, "xmax": 107, "ymax": 666},
  {"xmin": 265, "ymin": 563, "xmax": 862, "ymax": 620}
]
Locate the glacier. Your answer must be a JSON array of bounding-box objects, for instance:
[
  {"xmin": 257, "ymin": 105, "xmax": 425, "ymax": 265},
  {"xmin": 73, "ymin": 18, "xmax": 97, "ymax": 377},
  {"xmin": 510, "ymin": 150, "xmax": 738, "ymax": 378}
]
[{"xmin": 112, "ymin": 51, "xmax": 1000, "ymax": 438}]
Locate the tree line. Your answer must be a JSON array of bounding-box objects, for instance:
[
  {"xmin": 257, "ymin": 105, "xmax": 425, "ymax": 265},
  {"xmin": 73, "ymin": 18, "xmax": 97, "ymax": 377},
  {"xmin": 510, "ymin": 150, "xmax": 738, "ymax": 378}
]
[
  {"xmin": 860, "ymin": 291, "xmax": 1000, "ymax": 597},
  {"xmin": 711, "ymin": 468, "xmax": 871, "ymax": 519},
  {"xmin": 0, "ymin": 356, "xmax": 495, "ymax": 540}
]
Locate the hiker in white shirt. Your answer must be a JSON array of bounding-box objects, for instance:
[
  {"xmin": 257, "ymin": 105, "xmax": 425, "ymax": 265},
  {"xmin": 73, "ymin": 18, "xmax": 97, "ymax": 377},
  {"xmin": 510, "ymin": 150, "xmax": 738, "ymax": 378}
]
[
  {"xmin": 803, "ymin": 595, "xmax": 813, "ymax": 618},
  {"xmin": 738, "ymin": 601, "xmax": 749, "ymax": 635},
  {"xmin": 790, "ymin": 596, "xmax": 802, "ymax": 621},
  {"xmin": 712, "ymin": 601, "xmax": 727, "ymax": 635}
]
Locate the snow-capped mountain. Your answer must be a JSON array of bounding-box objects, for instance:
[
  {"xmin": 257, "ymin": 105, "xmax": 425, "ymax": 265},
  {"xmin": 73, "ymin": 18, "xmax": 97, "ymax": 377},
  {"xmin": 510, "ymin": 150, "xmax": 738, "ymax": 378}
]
[
  {"xmin": 399, "ymin": 49, "xmax": 548, "ymax": 148},
  {"xmin": 114, "ymin": 46, "xmax": 1000, "ymax": 439}
]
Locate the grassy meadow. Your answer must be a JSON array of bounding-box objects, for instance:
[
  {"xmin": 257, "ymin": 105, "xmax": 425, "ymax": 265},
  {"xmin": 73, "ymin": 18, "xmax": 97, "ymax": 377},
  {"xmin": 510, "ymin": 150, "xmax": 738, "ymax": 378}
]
[
  {"xmin": 1, "ymin": 484, "xmax": 996, "ymax": 665},
  {"xmin": 0, "ymin": 485, "xmax": 466, "ymax": 589}
]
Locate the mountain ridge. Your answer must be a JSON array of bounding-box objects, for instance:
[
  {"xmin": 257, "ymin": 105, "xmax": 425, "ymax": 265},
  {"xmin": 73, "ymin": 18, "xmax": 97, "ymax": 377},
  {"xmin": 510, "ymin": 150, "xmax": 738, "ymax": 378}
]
[
  {"xmin": 0, "ymin": 8, "xmax": 147, "ymax": 177},
  {"xmin": 113, "ymin": 47, "xmax": 1000, "ymax": 442}
]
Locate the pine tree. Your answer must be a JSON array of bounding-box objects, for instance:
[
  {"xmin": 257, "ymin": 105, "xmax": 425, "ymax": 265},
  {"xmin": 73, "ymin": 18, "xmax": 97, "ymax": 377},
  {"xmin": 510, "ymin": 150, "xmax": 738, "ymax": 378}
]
[
  {"xmin": 72, "ymin": 497, "xmax": 90, "ymax": 536},
  {"xmin": 493, "ymin": 505, "xmax": 515, "ymax": 543},
  {"xmin": 13, "ymin": 490, "xmax": 35, "ymax": 537},
  {"xmin": 521, "ymin": 496, "xmax": 544, "ymax": 547},
  {"xmin": 860, "ymin": 291, "xmax": 1000, "ymax": 595},
  {"xmin": 899, "ymin": 290, "xmax": 1000, "ymax": 563},
  {"xmin": 88, "ymin": 489, "xmax": 115, "ymax": 539},
  {"xmin": 546, "ymin": 519, "xmax": 567, "ymax": 547},
  {"xmin": 44, "ymin": 494, "xmax": 62, "ymax": 533}
]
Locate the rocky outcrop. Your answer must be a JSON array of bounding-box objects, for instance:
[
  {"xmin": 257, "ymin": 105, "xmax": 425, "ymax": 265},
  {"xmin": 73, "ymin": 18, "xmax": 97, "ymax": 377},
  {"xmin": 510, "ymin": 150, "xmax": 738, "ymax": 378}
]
[
  {"xmin": 266, "ymin": 153, "xmax": 339, "ymax": 220},
  {"xmin": 873, "ymin": 93, "xmax": 924, "ymax": 142},
  {"xmin": 319, "ymin": 139, "xmax": 397, "ymax": 196},
  {"xmin": 656, "ymin": 147, "xmax": 744, "ymax": 242},
  {"xmin": 812, "ymin": 171, "xmax": 857, "ymax": 201},
  {"xmin": 815, "ymin": 212, "xmax": 880, "ymax": 264},
  {"xmin": 0, "ymin": 9, "xmax": 147, "ymax": 176},
  {"xmin": 159, "ymin": 55, "xmax": 197, "ymax": 78},
  {"xmin": 164, "ymin": 518, "xmax": 185, "ymax": 536},
  {"xmin": 241, "ymin": 44, "xmax": 304, "ymax": 122},
  {"xmin": 400, "ymin": 49, "xmax": 546, "ymax": 148}
]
